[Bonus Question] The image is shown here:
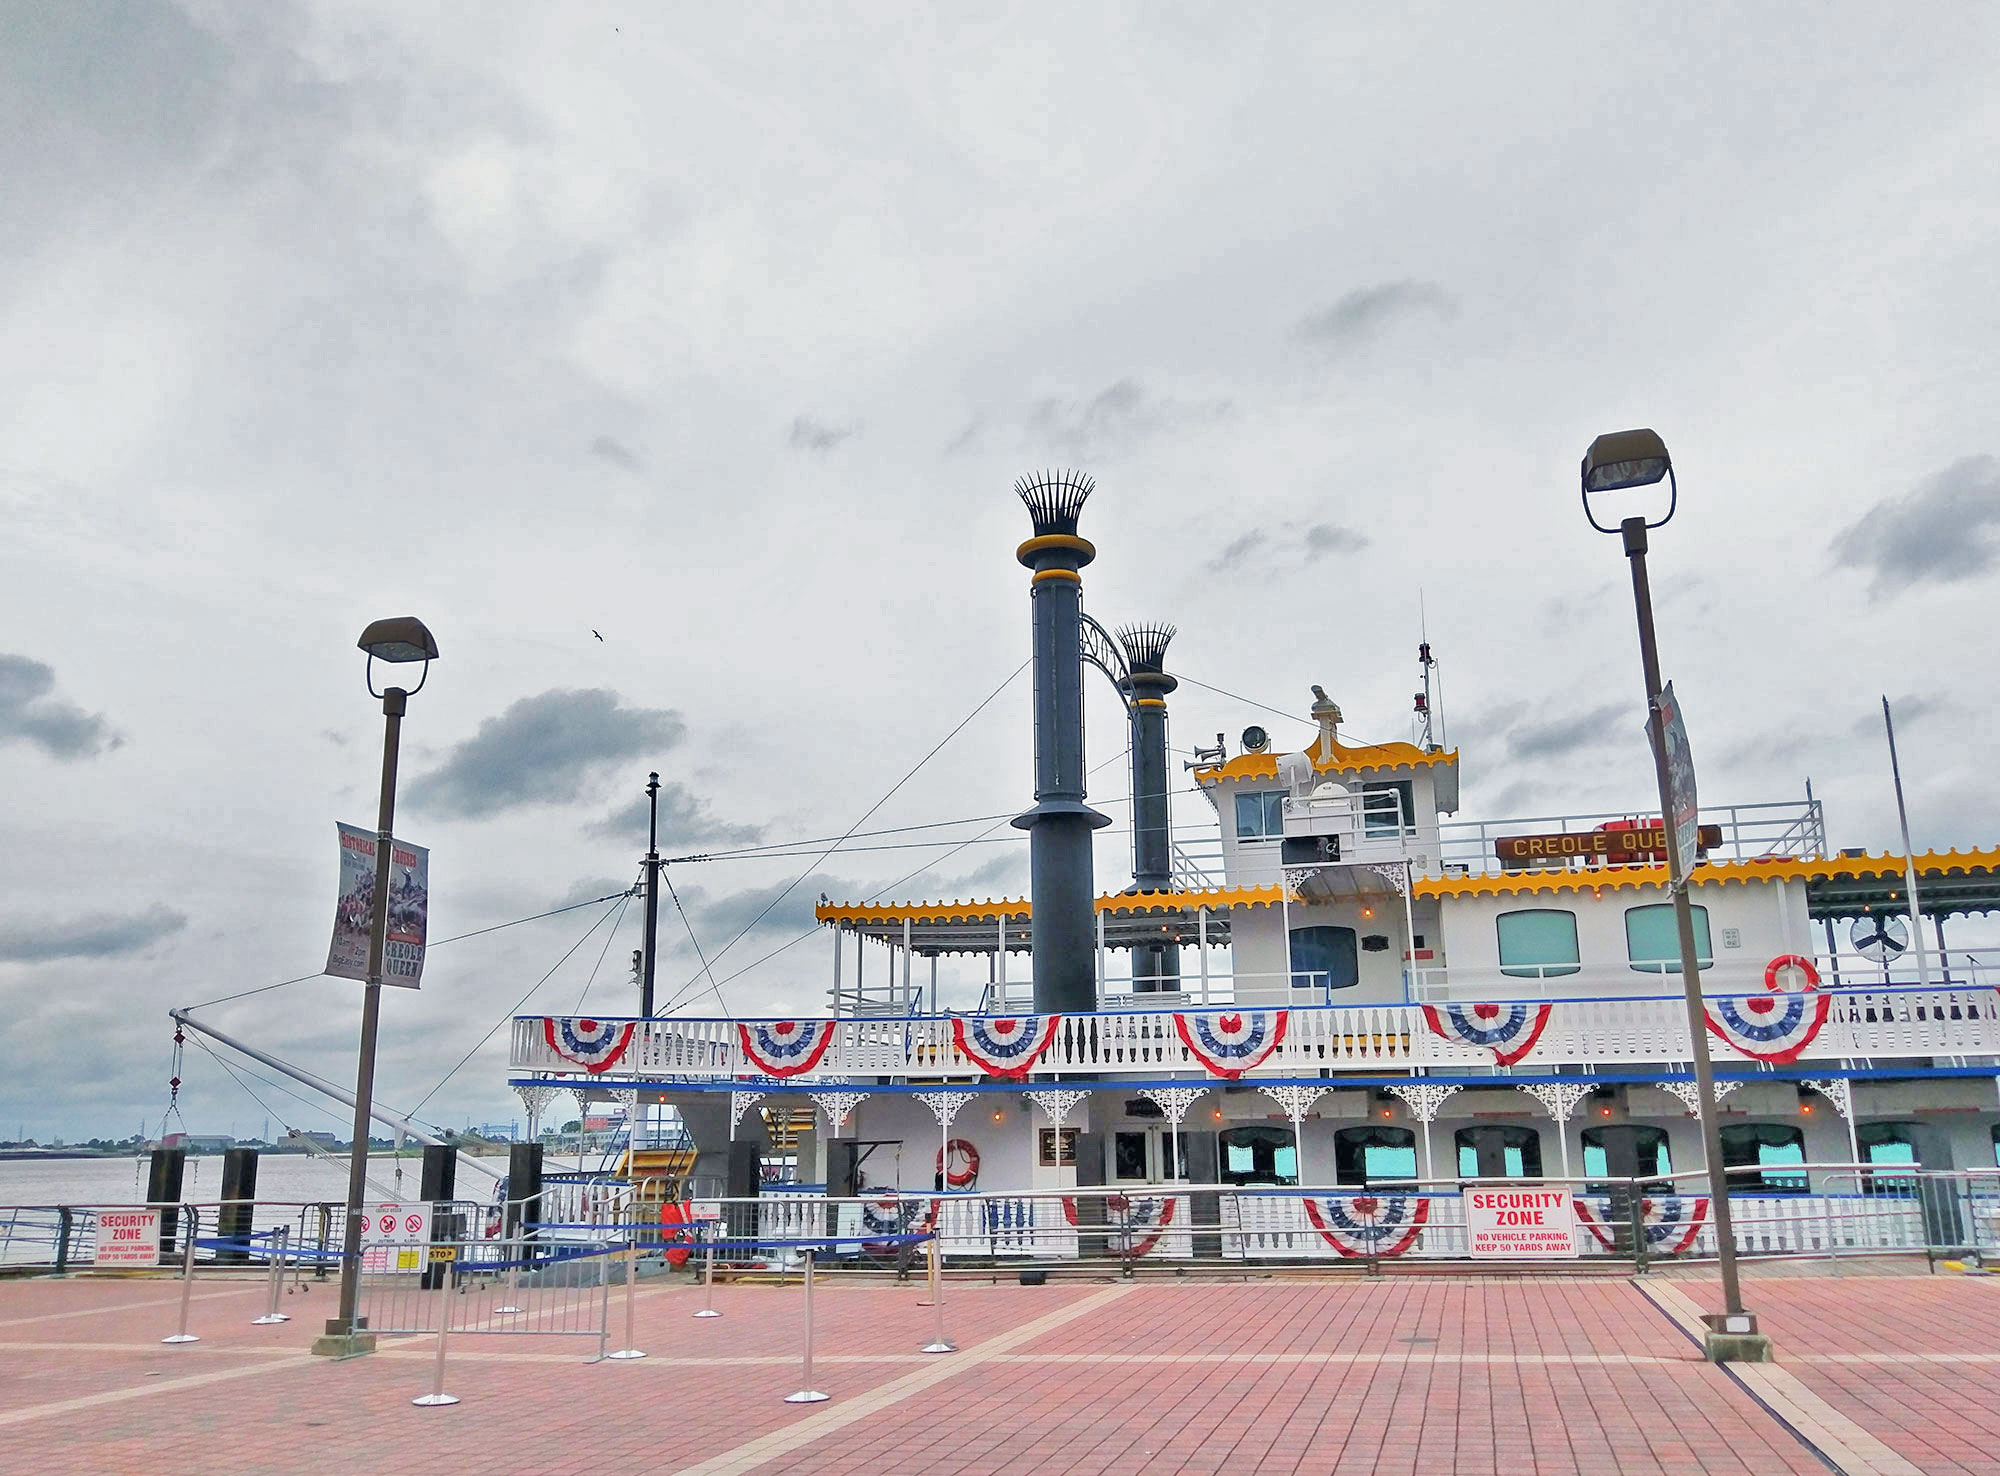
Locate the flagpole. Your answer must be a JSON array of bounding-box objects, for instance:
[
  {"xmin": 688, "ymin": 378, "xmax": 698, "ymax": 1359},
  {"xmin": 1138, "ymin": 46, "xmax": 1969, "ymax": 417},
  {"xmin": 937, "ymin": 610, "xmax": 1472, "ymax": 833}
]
[{"xmin": 1882, "ymin": 697, "xmax": 1932, "ymax": 987}]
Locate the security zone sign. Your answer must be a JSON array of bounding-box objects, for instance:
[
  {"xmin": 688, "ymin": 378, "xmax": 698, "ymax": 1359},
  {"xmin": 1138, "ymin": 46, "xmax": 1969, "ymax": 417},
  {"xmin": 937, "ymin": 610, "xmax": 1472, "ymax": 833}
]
[
  {"xmin": 360, "ymin": 1201, "xmax": 432, "ymax": 1272},
  {"xmin": 93, "ymin": 1208, "xmax": 161, "ymax": 1267},
  {"xmin": 1464, "ymin": 1189, "xmax": 1579, "ymax": 1258}
]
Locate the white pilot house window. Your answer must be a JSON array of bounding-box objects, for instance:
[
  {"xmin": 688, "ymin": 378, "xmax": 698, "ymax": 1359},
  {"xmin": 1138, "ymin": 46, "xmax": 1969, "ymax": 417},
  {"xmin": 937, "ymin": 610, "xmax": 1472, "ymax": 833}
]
[
  {"xmin": 1234, "ymin": 790, "xmax": 1286, "ymax": 840},
  {"xmin": 1624, "ymin": 903, "xmax": 1714, "ymax": 973}
]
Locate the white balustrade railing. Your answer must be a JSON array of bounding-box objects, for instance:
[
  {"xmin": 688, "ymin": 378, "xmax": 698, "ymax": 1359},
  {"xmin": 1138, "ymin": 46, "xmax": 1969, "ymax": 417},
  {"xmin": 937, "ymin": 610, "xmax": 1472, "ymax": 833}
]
[{"xmin": 510, "ymin": 981, "xmax": 2000, "ymax": 1082}]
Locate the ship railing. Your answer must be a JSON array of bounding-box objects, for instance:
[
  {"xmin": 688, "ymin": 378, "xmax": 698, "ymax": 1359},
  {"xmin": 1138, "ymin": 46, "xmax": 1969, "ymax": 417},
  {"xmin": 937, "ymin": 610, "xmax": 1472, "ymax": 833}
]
[
  {"xmin": 1412, "ymin": 948, "xmax": 2000, "ymax": 1000},
  {"xmin": 510, "ymin": 978, "xmax": 2000, "ymax": 1080},
  {"xmin": 1433, "ymin": 796, "xmax": 1826, "ymax": 874},
  {"xmin": 611, "ymin": 1167, "xmax": 2000, "ymax": 1271}
]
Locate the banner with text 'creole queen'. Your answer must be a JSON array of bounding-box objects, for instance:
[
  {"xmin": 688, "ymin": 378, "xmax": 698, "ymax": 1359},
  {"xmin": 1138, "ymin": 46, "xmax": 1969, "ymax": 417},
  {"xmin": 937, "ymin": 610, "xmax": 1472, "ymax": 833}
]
[{"xmin": 327, "ymin": 822, "xmax": 429, "ymax": 988}]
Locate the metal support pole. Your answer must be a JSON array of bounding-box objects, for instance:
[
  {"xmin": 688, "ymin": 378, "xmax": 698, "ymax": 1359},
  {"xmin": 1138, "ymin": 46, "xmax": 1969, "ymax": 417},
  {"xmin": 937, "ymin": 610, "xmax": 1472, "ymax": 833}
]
[
  {"xmin": 1197, "ymin": 907, "xmax": 1210, "ymax": 1005},
  {"xmin": 1096, "ymin": 906, "xmax": 1107, "ymax": 998},
  {"xmin": 783, "ymin": 1250, "xmax": 829, "ymax": 1403},
  {"xmin": 495, "ymin": 1232, "xmax": 522, "ymax": 1315},
  {"xmin": 921, "ymin": 1235, "xmax": 954, "ymax": 1353},
  {"xmin": 1883, "ymin": 699, "xmax": 1932, "ymax": 987},
  {"xmin": 1623, "ymin": 517, "xmax": 1750, "ymax": 1332},
  {"xmin": 163, "ymin": 1207, "xmax": 199, "ymax": 1344},
  {"xmin": 642, "ymin": 773, "xmax": 661, "ymax": 1018},
  {"xmin": 607, "ymin": 1239, "xmax": 645, "ymax": 1358},
  {"xmin": 330, "ymin": 686, "xmax": 407, "ymax": 1349},
  {"xmin": 695, "ymin": 1238, "xmax": 720, "ymax": 1317},
  {"xmin": 412, "ymin": 1278, "xmax": 459, "ymax": 1406}
]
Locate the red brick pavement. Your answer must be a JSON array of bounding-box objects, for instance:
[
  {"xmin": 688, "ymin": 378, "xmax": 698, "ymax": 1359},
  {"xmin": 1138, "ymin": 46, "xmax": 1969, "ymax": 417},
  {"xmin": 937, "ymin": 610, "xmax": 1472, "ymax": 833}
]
[{"xmin": 1, "ymin": 1270, "xmax": 1991, "ymax": 1475}]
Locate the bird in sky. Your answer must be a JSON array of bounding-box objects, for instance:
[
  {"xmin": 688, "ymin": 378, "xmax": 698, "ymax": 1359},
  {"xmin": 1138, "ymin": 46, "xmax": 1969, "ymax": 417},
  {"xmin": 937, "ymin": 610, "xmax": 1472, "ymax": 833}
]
[{"xmin": 592, "ymin": 630, "xmax": 604, "ymax": 642}]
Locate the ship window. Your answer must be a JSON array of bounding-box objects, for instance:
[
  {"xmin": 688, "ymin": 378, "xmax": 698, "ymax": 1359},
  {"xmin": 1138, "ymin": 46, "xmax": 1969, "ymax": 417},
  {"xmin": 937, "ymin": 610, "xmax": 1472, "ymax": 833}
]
[
  {"xmin": 1219, "ymin": 1125, "xmax": 1297, "ymax": 1186},
  {"xmin": 1580, "ymin": 1126, "xmax": 1672, "ymax": 1189},
  {"xmin": 1496, "ymin": 909, "xmax": 1581, "ymax": 979},
  {"xmin": 1624, "ymin": 904, "xmax": 1713, "ymax": 973},
  {"xmin": 1455, "ymin": 1126, "xmax": 1544, "ymax": 1179},
  {"xmin": 1360, "ymin": 781, "xmax": 1415, "ymax": 838},
  {"xmin": 1333, "ymin": 1127, "xmax": 1418, "ymax": 1186},
  {"xmin": 1719, "ymin": 1123, "xmax": 1807, "ymax": 1193},
  {"xmin": 1991, "ymin": 1125, "xmax": 2000, "ymax": 1169},
  {"xmin": 1234, "ymin": 790, "xmax": 1286, "ymax": 840},
  {"xmin": 1289, "ymin": 926, "xmax": 1359, "ymax": 991}
]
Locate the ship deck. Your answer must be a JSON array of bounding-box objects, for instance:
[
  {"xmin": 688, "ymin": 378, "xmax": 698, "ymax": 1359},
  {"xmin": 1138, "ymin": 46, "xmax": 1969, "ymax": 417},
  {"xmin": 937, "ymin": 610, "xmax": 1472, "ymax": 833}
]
[{"xmin": 4, "ymin": 1265, "xmax": 1995, "ymax": 1475}]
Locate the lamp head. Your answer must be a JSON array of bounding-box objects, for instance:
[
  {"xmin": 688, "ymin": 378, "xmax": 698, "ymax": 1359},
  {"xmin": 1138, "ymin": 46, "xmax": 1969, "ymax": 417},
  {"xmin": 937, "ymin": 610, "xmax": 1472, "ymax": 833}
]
[
  {"xmin": 1579, "ymin": 428, "xmax": 1676, "ymax": 532},
  {"xmin": 358, "ymin": 616, "xmax": 437, "ymax": 698}
]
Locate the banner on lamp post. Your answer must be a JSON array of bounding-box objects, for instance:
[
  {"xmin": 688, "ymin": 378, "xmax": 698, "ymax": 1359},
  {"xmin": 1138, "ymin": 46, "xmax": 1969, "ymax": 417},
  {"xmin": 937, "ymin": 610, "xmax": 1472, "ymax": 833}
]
[
  {"xmin": 1649, "ymin": 682, "xmax": 1700, "ymax": 888},
  {"xmin": 327, "ymin": 822, "xmax": 429, "ymax": 988}
]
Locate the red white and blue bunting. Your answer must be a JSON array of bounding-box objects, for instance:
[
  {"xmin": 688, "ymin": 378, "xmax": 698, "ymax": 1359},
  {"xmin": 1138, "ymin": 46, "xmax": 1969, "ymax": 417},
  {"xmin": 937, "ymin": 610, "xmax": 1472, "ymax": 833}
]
[
  {"xmin": 1174, "ymin": 1010, "xmax": 1288, "ymax": 1079},
  {"xmin": 860, "ymin": 1195, "xmax": 933, "ymax": 1243},
  {"xmin": 952, "ymin": 1015, "xmax": 1061, "ymax": 1079},
  {"xmin": 1062, "ymin": 1194, "xmax": 1178, "ymax": 1256},
  {"xmin": 1302, "ymin": 1195, "xmax": 1429, "ymax": 1257},
  {"xmin": 542, "ymin": 1017, "xmax": 636, "ymax": 1074},
  {"xmin": 1421, "ymin": 1002, "xmax": 1554, "ymax": 1066},
  {"xmin": 737, "ymin": 1020, "xmax": 838, "ymax": 1078},
  {"xmin": 1704, "ymin": 991, "xmax": 1829, "ymax": 1065},
  {"xmin": 1575, "ymin": 1195, "xmax": 1708, "ymax": 1254}
]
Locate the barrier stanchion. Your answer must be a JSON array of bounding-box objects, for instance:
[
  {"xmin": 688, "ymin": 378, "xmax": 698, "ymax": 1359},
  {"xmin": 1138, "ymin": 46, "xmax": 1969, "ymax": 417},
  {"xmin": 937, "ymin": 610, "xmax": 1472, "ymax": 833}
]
[
  {"xmin": 694, "ymin": 1238, "xmax": 720, "ymax": 1318},
  {"xmin": 495, "ymin": 1233, "xmax": 523, "ymax": 1316},
  {"xmin": 920, "ymin": 1234, "xmax": 954, "ymax": 1354},
  {"xmin": 163, "ymin": 1207, "xmax": 199, "ymax": 1344},
  {"xmin": 783, "ymin": 1249, "xmax": 828, "ymax": 1404},
  {"xmin": 607, "ymin": 1241, "xmax": 645, "ymax": 1359},
  {"xmin": 253, "ymin": 1227, "xmax": 290, "ymax": 1324},
  {"xmin": 412, "ymin": 1277, "xmax": 459, "ymax": 1407}
]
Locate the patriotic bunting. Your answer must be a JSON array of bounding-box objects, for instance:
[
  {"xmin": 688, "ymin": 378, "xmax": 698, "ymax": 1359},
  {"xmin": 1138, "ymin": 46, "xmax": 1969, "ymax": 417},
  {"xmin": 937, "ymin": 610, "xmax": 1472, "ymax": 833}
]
[
  {"xmin": 1062, "ymin": 1195, "xmax": 1178, "ymax": 1257},
  {"xmin": 737, "ymin": 1020, "xmax": 838, "ymax": 1078},
  {"xmin": 1704, "ymin": 991, "xmax": 1829, "ymax": 1065},
  {"xmin": 542, "ymin": 1017, "xmax": 636, "ymax": 1073},
  {"xmin": 1421, "ymin": 1002, "xmax": 1554, "ymax": 1066},
  {"xmin": 1302, "ymin": 1196, "xmax": 1429, "ymax": 1257},
  {"xmin": 952, "ymin": 1015, "xmax": 1061, "ymax": 1079},
  {"xmin": 860, "ymin": 1196, "xmax": 932, "ymax": 1241},
  {"xmin": 1174, "ymin": 1010, "xmax": 1288, "ymax": 1078},
  {"xmin": 1575, "ymin": 1195, "xmax": 1708, "ymax": 1255}
]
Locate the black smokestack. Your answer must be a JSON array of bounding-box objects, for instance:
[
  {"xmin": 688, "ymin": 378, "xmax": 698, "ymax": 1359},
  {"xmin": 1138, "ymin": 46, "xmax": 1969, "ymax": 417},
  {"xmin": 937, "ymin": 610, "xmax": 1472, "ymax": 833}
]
[
  {"xmin": 1119, "ymin": 623, "xmax": 1180, "ymax": 993},
  {"xmin": 1011, "ymin": 470, "xmax": 1110, "ymax": 1014}
]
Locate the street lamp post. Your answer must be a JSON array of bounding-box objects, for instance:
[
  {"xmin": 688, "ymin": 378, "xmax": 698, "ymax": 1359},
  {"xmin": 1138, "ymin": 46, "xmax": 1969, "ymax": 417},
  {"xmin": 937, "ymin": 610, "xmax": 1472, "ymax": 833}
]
[
  {"xmin": 1580, "ymin": 431, "xmax": 1767, "ymax": 1361},
  {"xmin": 316, "ymin": 616, "xmax": 437, "ymax": 1357}
]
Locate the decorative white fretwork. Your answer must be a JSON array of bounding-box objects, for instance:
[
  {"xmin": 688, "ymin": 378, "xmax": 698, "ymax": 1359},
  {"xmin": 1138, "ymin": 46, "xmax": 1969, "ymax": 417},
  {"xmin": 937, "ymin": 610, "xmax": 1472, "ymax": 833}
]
[
  {"xmin": 1258, "ymin": 1085, "xmax": 1329, "ymax": 1121},
  {"xmin": 572, "ymin": 1088, "xmax": 596, "ymax": 1124},
  {"xmin": 1386, "ymin": 1083, "xmax": 1461, "ymax": 1123},
  {"xmin": 915, "ymin": 1091, "xmax": 973, "ymax": 1133},
  {"xmin": 1517, "ymin": 1082, "xmax": 1592, "ymax": 1124},
  {"xmin": 1656, "ymin": 1079, "xmax": 1740, "ymax": 1116},
  {"xmin": 809, "ymin": 1090, "xmax": 869, "ymax": 1134},
  {"xmin": 1139, "ymin": 1087, "xmax": 1208, "ymax": 1127},
  {"xmin": 1801, "ymin": 1079, "xmax": 1853, "ymax": 1120},
  {"xmin": 515, "ymin": 1081, "xmax": 559, "ymax": 1139},
  {"xmin": 1025, "ymin": 1089, "xmax": 1090, "ymax": 1129},
  {"xmin": 729, "ymin": 1091, "xmax": 766, "ymax": 1134},
  {"xmin": 1363, "ymin": 862, "xmax": 1410, "ymax": 897},
  {"xmin": 1280, "ymin": 868, "xmax": 1320, "ymax": 901}
]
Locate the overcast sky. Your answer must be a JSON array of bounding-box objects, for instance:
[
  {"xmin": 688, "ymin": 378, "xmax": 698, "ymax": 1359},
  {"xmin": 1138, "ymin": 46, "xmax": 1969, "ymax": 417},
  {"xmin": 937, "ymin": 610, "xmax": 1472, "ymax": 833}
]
[{"xmin": 4, "ymin": 3, "xmax": 1998, "ymax": 1142}]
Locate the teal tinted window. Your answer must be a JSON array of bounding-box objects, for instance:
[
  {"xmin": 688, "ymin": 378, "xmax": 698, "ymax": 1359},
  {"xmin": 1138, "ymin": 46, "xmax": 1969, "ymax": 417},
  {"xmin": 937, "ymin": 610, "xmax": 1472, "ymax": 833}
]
[
  {"xmin": 1581, "ymin": 1126, "xmax": 1672, "ymax": 1184},
  {"xmin": 1496, "ymin": 909, "xmax": 1581, "ymax": 978},
  {"xmin": 1290, "ymin": 925, "xmax": 1359, "ymax": 991},
  {"xmin": 1625, "ymin": 904, "xmax": 1713, "ymax": 973}
]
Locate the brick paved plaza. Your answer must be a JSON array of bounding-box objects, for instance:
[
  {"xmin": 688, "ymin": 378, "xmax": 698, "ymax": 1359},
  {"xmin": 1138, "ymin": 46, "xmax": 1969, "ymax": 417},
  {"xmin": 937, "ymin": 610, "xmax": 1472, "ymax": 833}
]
[{"xmin": 1, "ymin": 1267, "xmax": 1993, "ymax": 1475}]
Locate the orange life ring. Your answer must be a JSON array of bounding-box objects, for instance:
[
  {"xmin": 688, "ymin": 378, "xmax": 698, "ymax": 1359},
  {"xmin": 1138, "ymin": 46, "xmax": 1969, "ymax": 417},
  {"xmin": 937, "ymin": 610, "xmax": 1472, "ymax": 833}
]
[
  {"xmin": 936, "ymin": 1138, "xmax": 980, "ymax": 1188},
  {"xmin": 658, "ymin": 1199, "xmax": 694, "ymax": 1268},
  {"xmin": 1764, "ymin": 954, "xmax": 1821, "ymax": 992}
]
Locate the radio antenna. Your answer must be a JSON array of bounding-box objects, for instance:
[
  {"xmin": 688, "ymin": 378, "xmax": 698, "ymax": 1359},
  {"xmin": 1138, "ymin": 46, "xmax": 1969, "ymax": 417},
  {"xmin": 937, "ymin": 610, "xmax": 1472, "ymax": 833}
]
[{"xmin": 1414, "ymin": 592, "xmax": 1444, "ymax": 752}]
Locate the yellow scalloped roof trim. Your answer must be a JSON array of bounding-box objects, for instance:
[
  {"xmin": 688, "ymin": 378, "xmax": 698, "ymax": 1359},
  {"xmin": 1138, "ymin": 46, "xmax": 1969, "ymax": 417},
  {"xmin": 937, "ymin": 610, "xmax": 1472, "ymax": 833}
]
[
  {"xmin": 1413, "ymin": 848, "xmax": 2000, "ymax": 901},
  {"xmin": 1193, "ymin": 742, "xmax": 1458, "ymax": 783},
  {"xmin": 813, "ymin": 883, "xmax": 1285, "ymax": 926}
]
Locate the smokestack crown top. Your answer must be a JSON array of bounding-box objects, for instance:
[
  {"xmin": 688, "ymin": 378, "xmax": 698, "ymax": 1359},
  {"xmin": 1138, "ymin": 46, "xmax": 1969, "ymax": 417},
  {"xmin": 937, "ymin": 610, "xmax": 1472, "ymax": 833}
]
[
  {"xmin": 1116, "ymin": 622, "xmax": 1176, "ymax": 674},
  {"xmin": 1016, "ymin": 469, "xmax": 1095, "ymax": 536}
]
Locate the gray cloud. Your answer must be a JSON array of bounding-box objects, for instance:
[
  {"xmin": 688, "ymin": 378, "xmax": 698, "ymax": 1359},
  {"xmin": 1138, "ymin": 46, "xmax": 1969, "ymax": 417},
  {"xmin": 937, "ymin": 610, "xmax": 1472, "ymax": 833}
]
[
  {"xmin": 589, "ymin": 435, "xmax": 641, "ymax": 471},
  {"xmin": 1304, "ymin": 523, "xmax": 1369, "ymax": 557},
  {"xmin": 1830, "ymin": 456, "xmax": 2000, "ymax": 597},
  {"xmin": 1852, "ymin": 694, "xmax": 1945, "ymax": 740},
  {"xmin": 1504, "ymin": 703, "xmax": 1630, "ymax": 761},
  {"xmin": 406, "ymin": 689, "xmax": 686, "ymax": 819},
  {"xmin": 0, "ymin": 654, "xmax": 117, "ymax": 760},
  {"xmin": 1295, "ymin": 280, "xmax": 1458, "ymax": 348},
  {"xmin": 789, "ymin": 416, "xmax": 856, "ymax": 453},
  {"xmin": 0, "ymin": 905, "xmax": 186, "ymax": 963},
  {"xmin": 1029, "ymin": 379, "xmax": 1232, "ymax": 459},
  {"xmin": 586, "ymin": 782, "xmax": 765, "ymax": 850},
  {"xmin": 1206, "ymin": 530, "xmax": 1267, "ymax": 573}
]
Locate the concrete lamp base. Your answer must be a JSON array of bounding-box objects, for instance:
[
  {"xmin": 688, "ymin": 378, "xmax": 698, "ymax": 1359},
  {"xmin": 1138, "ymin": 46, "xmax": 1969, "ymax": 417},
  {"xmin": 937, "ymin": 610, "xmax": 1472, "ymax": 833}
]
[
  {"xmin": 1702, "ymin": 1313, "xmax": 1775, "ymax": 1364},
  {"xmin": 311, "ymin": 1325, "xmax": 378, "ymax": 1358}
]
